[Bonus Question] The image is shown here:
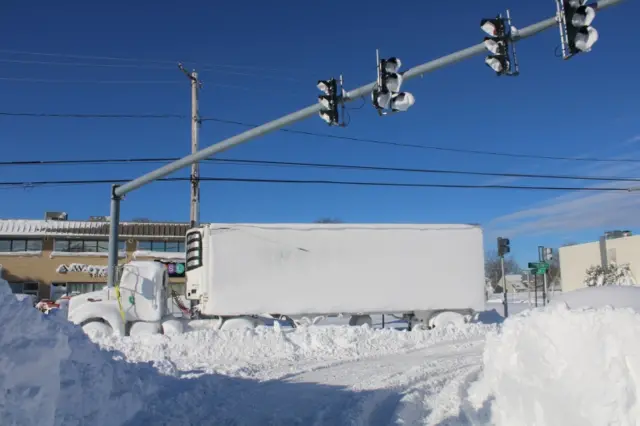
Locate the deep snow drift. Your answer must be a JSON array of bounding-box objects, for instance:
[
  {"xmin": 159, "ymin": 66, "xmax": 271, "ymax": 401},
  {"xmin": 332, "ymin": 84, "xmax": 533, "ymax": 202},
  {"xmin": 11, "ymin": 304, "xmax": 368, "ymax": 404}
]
[
  {"xmin": 0, "ymin": 278, "xmax": 155, "ymax": 426},
  {"xmin": 96, "ymin": 321, "xmax": 493, "ymax": 380},
  {"xmin": 469, "ymin": 301, "xmax": 640, "ymax": 425}
]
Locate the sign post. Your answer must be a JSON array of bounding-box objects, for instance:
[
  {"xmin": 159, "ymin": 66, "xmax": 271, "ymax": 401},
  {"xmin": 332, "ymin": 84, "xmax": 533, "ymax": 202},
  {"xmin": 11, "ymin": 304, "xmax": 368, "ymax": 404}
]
[{"xmin": 528, "ymin": 261, "xmax": 549, "ymax": 306}]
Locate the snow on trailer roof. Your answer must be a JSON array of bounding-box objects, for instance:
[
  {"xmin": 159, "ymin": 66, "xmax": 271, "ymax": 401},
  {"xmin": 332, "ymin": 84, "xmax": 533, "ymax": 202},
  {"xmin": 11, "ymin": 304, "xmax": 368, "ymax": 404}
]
[
  {"xmin": 0, "ymin": 219, "xmax": 190, "ymax": 238},
  {"xmin": 203, "ymin": 223, "xmax": 483, "ymax": 231}
]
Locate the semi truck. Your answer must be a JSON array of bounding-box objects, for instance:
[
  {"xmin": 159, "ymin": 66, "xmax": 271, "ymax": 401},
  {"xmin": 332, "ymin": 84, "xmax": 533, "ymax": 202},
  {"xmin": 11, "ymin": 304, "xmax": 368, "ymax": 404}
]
[{"xmin": 67, "ymin": 223, "xmax": 486, "ymax": 336}]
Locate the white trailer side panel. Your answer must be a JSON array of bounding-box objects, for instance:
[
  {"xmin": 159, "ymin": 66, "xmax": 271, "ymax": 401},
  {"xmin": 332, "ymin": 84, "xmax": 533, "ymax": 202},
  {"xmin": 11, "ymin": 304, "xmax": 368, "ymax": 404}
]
[{"xmin": 200, "ymin": 224, "xmax": 485, "ymax": 316}]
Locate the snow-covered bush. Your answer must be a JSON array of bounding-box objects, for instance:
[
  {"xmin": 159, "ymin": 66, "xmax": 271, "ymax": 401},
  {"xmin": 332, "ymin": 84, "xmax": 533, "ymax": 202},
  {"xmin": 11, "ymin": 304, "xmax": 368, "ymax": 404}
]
[{"xmin": 583, "ymin": 262, "xmax": 636, "ymax": 287}]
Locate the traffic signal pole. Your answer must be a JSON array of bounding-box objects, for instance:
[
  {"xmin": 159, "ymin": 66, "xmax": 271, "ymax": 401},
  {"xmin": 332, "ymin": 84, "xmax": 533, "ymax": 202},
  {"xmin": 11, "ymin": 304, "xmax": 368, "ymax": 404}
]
[
  {"xmin": 501, "ymin": 256, "xmax": 509, "ymax": 318},
  {"xmin": 105, "ymin": 0, "xmax": 626, "ymax": 289}
]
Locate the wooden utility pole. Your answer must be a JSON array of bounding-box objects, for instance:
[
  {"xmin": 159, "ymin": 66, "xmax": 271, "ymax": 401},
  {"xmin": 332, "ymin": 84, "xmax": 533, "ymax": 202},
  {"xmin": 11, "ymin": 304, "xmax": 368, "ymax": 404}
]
[{"xmin": 179, "ymin": 63, "xmax": 202, "ymax": 228}]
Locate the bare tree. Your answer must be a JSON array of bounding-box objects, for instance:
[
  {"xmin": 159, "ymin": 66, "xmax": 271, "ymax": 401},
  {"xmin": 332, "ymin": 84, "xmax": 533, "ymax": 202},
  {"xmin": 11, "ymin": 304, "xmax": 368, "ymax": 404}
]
[
  {"xmin": 314, "ymin": 218, "xmax": 344, "ymax": 224},
  {"xmin": 485, "ymin": 250, "xmax": 520, "ymax": 292}
]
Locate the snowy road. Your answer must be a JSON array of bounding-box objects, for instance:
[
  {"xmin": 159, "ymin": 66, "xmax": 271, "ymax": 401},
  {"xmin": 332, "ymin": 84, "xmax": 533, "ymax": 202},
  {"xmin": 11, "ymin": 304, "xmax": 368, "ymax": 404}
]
[
  {"xmin": 122, "ymin": 331, "xmax": 488, "ymax": 426},
  {"xmin": 282, "ymin": 338, "xmax": 484, "ymax": 425}
]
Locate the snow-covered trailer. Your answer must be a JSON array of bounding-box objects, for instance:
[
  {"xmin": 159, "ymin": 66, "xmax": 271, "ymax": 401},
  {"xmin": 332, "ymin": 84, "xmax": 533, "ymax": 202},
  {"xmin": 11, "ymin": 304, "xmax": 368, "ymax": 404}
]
[{"xmin": 185, "ymin": 223, "xmax": 486, "ymax": 329}]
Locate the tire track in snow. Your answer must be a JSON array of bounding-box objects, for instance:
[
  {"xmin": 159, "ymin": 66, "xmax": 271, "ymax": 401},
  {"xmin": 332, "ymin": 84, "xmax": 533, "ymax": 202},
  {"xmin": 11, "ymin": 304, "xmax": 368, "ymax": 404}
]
[
  {"xmin": 265, "ymin": 336, "xmax": 484, "ymax": 382},
  {"xmin": 281, "ymin": 339, "xmax": 485, "ymax": 425}
]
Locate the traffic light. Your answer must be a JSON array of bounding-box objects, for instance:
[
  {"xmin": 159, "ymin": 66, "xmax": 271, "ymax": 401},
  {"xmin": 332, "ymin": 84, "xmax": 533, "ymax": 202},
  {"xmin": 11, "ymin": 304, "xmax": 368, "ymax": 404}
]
[
  {"xmin": 371, "ymin": 52, "xmax": 416, "ymax": 115},
  {"xmin": 497, "ymin": 237, "xmax": 511, "ymax": 257},
  {"xmin": 557, "ymin": 0, "xmax": 599, "ymax": 58},
  {"xmin": 480, "ymin": 13, "xmax": 519, "ymax": 76},
  {"xmin": 317, "ymin": 78, "xmax": 341, "ymax": 126},
  {"xmin": 544, "ymin": 247, "xmax": 554, "ymax": 261}
]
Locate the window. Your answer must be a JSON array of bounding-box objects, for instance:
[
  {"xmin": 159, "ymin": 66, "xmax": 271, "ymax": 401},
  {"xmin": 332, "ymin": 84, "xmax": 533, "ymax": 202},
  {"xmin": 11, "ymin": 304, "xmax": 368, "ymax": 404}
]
[
  {"xmin": 54, "ymin": 239, "xmax": 125, "ymax": 252},
  {"xmin": 9, "ymin": 282, "xmax": 39, "ymax": 296},
  {"xmin": 137, "ymin": 240, "xmax": 185, "ymax": 252},
  {"xmin": 66, "ymin": 282, "xmax": 106, "ymax": 295},
  {"xmin": 0, "ymin": 238, "xmax": 43, "ymax": 252}
]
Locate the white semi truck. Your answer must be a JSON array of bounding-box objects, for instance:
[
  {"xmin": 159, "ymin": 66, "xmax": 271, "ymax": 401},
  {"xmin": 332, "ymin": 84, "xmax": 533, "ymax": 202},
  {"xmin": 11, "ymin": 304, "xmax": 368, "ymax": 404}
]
[{"xmin": 68, "ymin": 223, "xmax": 486, "ymax": 336}]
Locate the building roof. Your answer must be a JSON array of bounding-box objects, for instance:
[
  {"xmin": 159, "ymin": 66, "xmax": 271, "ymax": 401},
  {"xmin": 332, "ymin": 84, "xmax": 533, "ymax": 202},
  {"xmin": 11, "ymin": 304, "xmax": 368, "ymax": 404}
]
[{"xmin": 0, "ymin": 219, "xmax": 190, "ymax": 239}]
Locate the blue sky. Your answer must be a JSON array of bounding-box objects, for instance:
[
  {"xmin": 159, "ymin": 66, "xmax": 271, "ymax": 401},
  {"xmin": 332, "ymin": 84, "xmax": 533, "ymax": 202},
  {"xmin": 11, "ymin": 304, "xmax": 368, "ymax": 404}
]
[{"xmin": 1, "ymin": 0, "xmax": 638, "ymax": 265}]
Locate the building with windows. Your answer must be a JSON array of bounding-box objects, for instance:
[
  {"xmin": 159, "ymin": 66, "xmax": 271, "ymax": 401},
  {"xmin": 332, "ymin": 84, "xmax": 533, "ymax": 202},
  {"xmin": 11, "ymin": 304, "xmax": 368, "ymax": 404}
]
[{"xmin": 0, "ymin": 215, "xmax": 190, "ymax": 300}]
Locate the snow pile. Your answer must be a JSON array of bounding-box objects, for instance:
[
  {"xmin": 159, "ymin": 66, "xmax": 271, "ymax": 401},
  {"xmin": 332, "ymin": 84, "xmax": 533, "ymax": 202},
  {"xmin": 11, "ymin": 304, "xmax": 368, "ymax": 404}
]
[
  {"xmin": 468, "ymin": 302, "xmax": 640, "ymax": 425},
  {"xmin": 551, "ymin": 285, "xmax": 640, "ymax": 311},
  {"xmin": 96, "ymin": 322, "xmax": 495, "ymax": 380},
  {"xmin": 0, "ymin": 278, "xmax": 155, "ymax": 426}
]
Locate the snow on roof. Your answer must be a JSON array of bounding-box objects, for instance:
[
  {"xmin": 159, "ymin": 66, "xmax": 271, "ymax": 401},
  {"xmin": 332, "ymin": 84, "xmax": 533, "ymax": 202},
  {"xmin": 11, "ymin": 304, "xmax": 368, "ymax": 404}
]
[{"xmin": 0, "ymin": 219, "xmax": 190, "ymax": 238}]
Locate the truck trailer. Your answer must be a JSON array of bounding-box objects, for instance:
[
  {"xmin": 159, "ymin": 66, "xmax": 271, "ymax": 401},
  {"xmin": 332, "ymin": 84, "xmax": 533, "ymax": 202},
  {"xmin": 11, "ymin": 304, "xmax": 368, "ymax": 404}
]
[{"xmin": 68, "ymin": 223, "xmax": 486, "ymax": 336}]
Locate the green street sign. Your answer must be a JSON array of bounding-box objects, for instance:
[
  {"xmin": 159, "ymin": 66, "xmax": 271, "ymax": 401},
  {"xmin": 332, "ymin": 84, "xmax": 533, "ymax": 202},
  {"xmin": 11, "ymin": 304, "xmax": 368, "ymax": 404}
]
[
  {"xmin": 529, "ymin": 267, "xmax": 547, "ymax": 275},
  {"xmin": 528, "ymin": 261, "xmax": 549, "ymax": 275}
]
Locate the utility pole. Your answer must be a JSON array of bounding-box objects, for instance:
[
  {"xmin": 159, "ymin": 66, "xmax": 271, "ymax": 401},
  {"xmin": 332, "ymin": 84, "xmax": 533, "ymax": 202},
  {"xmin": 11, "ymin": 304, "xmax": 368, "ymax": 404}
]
[{"xmin": 179, "ymin": 63, "xmax": 202, "ymax": 228}]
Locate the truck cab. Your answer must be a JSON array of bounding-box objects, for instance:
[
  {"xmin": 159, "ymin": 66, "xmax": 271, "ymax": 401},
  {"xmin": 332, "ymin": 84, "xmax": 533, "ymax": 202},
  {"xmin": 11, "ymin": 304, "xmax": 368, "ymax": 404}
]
[{"xmin": 67, "ymin": 261, "xmax": 170, "ymax": 336}]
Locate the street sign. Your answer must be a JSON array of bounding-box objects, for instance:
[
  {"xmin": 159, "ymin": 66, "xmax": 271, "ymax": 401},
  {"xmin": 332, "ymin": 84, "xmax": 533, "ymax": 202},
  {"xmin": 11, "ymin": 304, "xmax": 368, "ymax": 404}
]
[{"xmin": 528, "ymin": 261, "xmax": 548, "ymax": 275}]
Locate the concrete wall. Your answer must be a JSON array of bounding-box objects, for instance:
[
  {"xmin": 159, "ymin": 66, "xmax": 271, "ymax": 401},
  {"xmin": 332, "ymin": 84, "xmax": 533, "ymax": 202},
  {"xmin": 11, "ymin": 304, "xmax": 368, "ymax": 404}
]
[
  {"xmin": 559, "ymin": 235, "xmax": 640, "ymax": 292},
  {"xmin": 0, "ymin": 238, "xmax": 185, "ymax": 299}
]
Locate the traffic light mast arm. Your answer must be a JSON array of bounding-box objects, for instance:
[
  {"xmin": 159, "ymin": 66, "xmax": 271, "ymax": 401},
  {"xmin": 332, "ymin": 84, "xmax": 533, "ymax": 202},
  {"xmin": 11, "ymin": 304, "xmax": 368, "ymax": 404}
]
[{"xmin": 113, "ymin": 0, "xmax": 625, "ymax": 198}]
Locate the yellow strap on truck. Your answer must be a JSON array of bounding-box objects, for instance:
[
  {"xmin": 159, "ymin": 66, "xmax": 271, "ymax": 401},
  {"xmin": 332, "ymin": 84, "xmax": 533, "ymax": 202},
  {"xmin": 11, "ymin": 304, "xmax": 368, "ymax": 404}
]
[{"xmin": 114, "ymin": 285, "xmax": 126, "ymax": 322}]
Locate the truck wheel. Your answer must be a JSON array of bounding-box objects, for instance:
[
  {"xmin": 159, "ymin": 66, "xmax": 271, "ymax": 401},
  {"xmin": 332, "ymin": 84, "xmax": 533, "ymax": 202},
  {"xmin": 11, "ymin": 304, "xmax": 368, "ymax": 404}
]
[
  {"xmin": 428, "ymin": 311, "xmax": 467, "ymax": 329},
  {"xmin": 348, "ymin": 315, "xmax": 372, "ymax": 327},
  {"xmin": 129, "ymin": 321, "xmax": 162, "ymax": 336},
  {"xmin": 162, "ymin": 318, "xmax": 186, "ymax": 335},
  {"xmin": 220, "ymin": 317, "xmax": 257, "ymax": 331},
  {"xmin": 82, "ymin": 320, "xmax": 113, "ymax": 337}
]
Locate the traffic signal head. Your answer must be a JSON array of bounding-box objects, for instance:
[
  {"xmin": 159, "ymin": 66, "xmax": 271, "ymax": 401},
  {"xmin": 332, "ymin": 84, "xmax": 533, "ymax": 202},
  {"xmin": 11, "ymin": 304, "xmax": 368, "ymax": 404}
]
[
  {"xmin": 483, "ymin": 37, "xmax": 507, "ymax": 56},
  {"xmin": 480, "ymin": 15, "xmax": 515, "ymax": 76},
  {"xmin": 561, "ymin": 0, "xmax": 599, "ymax": 56},
  {"xmin": 381, "ymin": 57, "xmax": 402, "ymax": 74},
  {"xmin": 497, "ymin": 237, "xmax": 511, "ymax": 256},
  {"xmin": 372, "ymin": 52, "xmax": 415, "ymax": 115},
  {"xmin": 317, "ymin": 80, "xmax": 333, "ymax": 96},
  {"xmin": 317, "ymin": 78, "xmax": 340, "ymax": 126},
  {"xmin": 480, "ymin": 18, "xmax": 505, "ymax": 37},
  {"xmin": 390, "ymin": 92, "xmax": 415, "ymax": 112},
  {"xmin": 383, "ymin": 72, "xmax": 403, "ymax": 93},
  {"xmin": 485, "ymin": 55, "xmax": 510, "ymax": 74},
  {"xmin": 544, "ymin": 247, "xmax": 554, "ymax": 261}
]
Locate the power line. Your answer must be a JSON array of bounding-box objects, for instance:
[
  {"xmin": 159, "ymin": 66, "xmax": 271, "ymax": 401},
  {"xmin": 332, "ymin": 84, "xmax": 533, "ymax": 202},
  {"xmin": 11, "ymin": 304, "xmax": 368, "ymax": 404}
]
[
  {"xmin": 0, "ymin": 58, "xmax": 300, "ymax": 82},
  {"xmin": 200, "ymin": 117, "xmax": 640, "ymax": 164},
  {"xmin": 0, "ymin": 80, "xmax": 298, "ymax": 95},
  {"xmin": 1, "ymin": 156, "xmax": 640, "ymax": 183},
  {"xmin": 0, "ymin": 48, "xmax": 297, "ymax": 73},
  {"xmin": 0, "ymin": 112, "xmax": 187, "ymax": 119},
  {"xmin": 0, "ymin": 58, "xmax": 172, "ymax": 70},
  {"xmin": 2, "ymin": 110, "xmax": 639, "ymax": 163},
  {"xmin": 0, "ymin": 77, "xmax": 181, "ymax": 84},
  {"xmin": 0, "ymin": 176, "xmax": 633, "ymax": 192}
]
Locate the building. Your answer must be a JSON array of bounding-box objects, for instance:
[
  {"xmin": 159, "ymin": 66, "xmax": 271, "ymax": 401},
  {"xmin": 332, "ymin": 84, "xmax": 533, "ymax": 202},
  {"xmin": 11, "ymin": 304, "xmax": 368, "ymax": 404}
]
[
  {"xmin": 0, "ymin": 214, "xmax": 190, "ymax": 300},
  {"xmin": 499, "ymin": 274, "xmax": 529, "ymax": 292},
  {"xmin": 559, "ymin": 230, "xmax": 639, "ymax": 292}
]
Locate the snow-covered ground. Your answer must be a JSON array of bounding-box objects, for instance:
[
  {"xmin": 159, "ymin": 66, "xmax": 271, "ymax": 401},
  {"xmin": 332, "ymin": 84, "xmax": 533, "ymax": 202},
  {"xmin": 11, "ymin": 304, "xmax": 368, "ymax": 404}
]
[{"xmin": 4, "ymin": 280, "xmax": 640, "ymax": 425}]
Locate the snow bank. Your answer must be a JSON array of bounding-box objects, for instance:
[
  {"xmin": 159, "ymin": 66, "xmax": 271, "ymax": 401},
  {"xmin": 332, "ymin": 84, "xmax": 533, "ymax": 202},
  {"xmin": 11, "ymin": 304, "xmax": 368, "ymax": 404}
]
[
  {"xmin": 468, "ymin": 302, "xmax": 640, "ymax": 425},
  {"xmin": 96, "ymin": 322, "xmax": 495, "ymax": 380},
  {"xmin": 0, "ymin": 278, "xmax": 155, "ymax": 426},
  {"xmin": 551, "ymin": 285, "xmax": 640, "ymax": 311}
]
